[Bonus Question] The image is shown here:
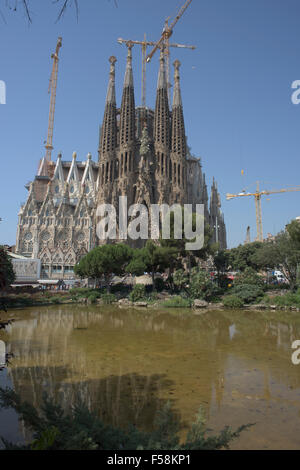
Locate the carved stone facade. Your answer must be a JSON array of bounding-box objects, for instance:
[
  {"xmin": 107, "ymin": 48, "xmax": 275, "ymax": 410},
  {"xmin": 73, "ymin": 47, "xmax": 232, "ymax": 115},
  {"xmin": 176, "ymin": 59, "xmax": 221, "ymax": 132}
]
[
  {"xmin": 15, "ymin": 48, "xmax": 226, "ymax": 280},
  {"xmin": 16, "ymin": 153, "xmax": 96, "ymax": 279}
]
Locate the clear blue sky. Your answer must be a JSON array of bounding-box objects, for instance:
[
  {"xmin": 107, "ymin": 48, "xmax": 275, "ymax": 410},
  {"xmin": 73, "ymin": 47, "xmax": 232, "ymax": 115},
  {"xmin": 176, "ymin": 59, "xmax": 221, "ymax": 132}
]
[{"xmin": 0, "ymin": 0, "xmax": 300, "ymax": 248}]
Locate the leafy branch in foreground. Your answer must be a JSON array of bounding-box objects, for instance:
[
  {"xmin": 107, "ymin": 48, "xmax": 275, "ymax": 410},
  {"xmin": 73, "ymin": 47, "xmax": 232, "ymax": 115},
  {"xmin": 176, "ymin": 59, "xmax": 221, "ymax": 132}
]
[
  {"xmin": 2, "ymin": 0, "xmax": 118, "ymax": 23},
  {"xmin": 0, "ymin": 388, "xmax": 253, "ymax": 450}
]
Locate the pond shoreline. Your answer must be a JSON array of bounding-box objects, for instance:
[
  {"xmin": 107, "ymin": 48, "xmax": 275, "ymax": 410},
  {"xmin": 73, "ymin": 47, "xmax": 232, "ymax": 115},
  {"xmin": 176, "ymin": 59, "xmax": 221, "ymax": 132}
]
[{"xmin": 1, "ymin": 292, "xmax": 300, "ymax": 313}]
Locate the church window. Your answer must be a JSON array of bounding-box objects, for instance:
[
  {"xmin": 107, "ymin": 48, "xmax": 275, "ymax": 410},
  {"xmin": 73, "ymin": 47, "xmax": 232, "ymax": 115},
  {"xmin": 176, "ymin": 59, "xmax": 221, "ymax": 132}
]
[
  {"xmin": 52, "ymin": 265, "xmax": 62, "ymax": 273},
  {"xmin": 24, "ymin": 231, "xmax": 32, "ymax": 241},
  {"xmin": 22, "ymin": 240, "xmax": 33, "ymax": 254},
  {"xmin": 65, "ymin": 266, "xmax": 74, "ymax": 273},
  {"xmin": 41, "ymin": 231, "xmax": 50, "ymax": 242}
]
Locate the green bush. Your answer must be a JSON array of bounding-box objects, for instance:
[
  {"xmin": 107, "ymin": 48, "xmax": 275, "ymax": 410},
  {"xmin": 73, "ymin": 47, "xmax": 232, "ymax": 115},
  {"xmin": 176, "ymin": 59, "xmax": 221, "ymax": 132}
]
[
  {"xmin": 265, "ymin": 283, "xmax": 289, "ymax": 291},
  {"xmin": 189, "ymin": 268, "xmax": 219, "ymax": 301},
  {"xmin": 129, "ymin": 284, "xmax": 146, "ymax": 302},
  {"xmin": 271, "ymin": 292, "xmax": 300, "ymax": 307},
  {"xmin": 223, "ymin": 295, "xmax": 244, "ymax": 309},
  {"xmin": 234, "ymin": 267, "xmax": 264, "ymax": 287},
  {"xmin": 101, "ymin": 293, "xmax": 116, "ymax": 305},
  {"xmin": 87, "ymin": 292, "xmax": 99, "ymax": 304},
  {"xmin": 173, "ymin": 269, "xmax": 189, "ymax": 291},
  {"xmin": 231, "ymin": 284, "xmax": 264, "ymax": 304},
  {"xmin": 70, "ymin": 288, "xmax": 101, "ymax": 300},
  {"xmin": 162, "ymin": 296, "xmax": 191, "ymax": 308}
]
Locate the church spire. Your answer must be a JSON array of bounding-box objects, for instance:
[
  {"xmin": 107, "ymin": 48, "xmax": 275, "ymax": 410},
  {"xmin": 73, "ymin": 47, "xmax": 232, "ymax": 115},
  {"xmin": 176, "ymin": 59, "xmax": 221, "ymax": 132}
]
[
  {"xmin": 99, "ymin": 56, "xmax": 117, "ymax": 158},
  {"xmin": 119, "ymin": 42, "xmax": 135, "ymax": 146},
  {"xmin": 169, "ymin": 60, "xmax": 187, "ymax": 197},
  {"xmin": 154, "ymin": 50, "xmax": 170, "ymax": 147},
  {"xmin": 171, "ymin": 60, "xmax": 186, "ymax": 158}
]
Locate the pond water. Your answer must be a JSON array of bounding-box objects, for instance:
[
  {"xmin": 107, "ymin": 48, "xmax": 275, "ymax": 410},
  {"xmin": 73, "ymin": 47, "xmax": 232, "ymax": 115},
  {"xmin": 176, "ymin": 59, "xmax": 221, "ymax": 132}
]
[{"xmin": 0, "ymin": 304, "xmax": 300, "ymax": 449}]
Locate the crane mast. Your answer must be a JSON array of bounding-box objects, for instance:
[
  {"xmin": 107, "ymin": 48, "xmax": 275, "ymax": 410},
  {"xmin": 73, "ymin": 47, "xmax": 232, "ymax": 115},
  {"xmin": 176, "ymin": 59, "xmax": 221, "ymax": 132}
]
[
  {"xmin": 45, "ymin": 36, "xmax": 62, "ymax": 162},
  {"xmin": 118, "ymin": 35, "xmax": 195, "ymax": 107},
  {"xmin": 146, "ymin": 0, "xmax": 193, "ymax": 100},
  {"xmin": 226, "ymin": 182, "xmax": 300, "ymax": 242}
]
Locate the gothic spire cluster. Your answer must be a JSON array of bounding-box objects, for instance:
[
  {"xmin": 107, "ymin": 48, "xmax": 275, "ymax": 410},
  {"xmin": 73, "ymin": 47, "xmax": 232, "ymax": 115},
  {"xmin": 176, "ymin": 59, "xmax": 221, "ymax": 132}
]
[{"xmin": 15, "ymin": 47, "xmax": 227, "ymax": 281}]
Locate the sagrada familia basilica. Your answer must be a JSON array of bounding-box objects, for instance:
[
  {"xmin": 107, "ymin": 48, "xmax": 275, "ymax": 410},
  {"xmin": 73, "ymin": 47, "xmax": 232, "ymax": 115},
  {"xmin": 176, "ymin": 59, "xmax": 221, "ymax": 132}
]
[{"xmin": 15, "ymin": 45, "xmax": 227, "ymax": 281}]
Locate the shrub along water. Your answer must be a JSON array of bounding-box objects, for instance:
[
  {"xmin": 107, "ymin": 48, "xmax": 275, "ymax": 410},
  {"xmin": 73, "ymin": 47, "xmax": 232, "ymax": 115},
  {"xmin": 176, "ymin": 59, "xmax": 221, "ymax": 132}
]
[
  {"xmin": 129, "ymin": 284, "xmax": 146, "ymax": 302},
  {"xmin": 223, "ymin": 295, "xmax": 244, "ymax": 309},
  {"xmin": 162, "ymin": 296, "xmax": 191, "ymax": 308}
]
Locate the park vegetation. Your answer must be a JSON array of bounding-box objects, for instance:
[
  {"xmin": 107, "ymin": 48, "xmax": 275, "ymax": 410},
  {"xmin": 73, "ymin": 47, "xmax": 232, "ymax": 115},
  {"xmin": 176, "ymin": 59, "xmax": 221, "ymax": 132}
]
[
  {"xmin": 2, "ymin": 220, "xmax": 300, "ymax": 310},
  {"xmin": 72, "ymin": 219, "xmax": 300, "ymax": 310}
]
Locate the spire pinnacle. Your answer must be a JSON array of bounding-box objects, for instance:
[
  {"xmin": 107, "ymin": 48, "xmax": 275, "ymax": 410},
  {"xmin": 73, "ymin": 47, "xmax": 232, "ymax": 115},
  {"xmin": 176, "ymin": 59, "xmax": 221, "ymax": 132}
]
[
  {"xmin": 106, "ymin": 56, "xmax": 117, "ymax": 103},
  {"xmin": 124, "ymin": 41, "xmax": 134, "ymax": 88},
  {"xmin": 157, "ymin": 48, "xmax": 167, "ymax": 89},
  {"xmin": 172, "ymin": 59, "xmax": 182, "ymax": 107},
  {"xmin": 99, "ymin": 56, "xmax": 118, "ymax": 157},
  {"xmin": 120, "ymin": 41, "xmax": 136, "ymax": 146}
]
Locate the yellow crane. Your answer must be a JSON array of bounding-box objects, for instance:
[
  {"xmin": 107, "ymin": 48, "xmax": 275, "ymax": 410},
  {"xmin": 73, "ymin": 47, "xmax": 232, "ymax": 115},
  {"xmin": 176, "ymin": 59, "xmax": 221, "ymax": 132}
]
[
  {"xmin": 38, "ymin": 37, "xmax": 62, "ymax": 176},
  {"xmin": 146, "ymin": 0, "xmax": 193, "ymax": 100},
  {"xmin": 117, "ymin": 35, "xmax": 195, "ymax": 107},
  {"xmin": 226, "ymin": 182, "xmax": 300, "ymax": 242},
  {"xmin": 45, "ymin": 36, "xmax": 62, "ymax": 161}
]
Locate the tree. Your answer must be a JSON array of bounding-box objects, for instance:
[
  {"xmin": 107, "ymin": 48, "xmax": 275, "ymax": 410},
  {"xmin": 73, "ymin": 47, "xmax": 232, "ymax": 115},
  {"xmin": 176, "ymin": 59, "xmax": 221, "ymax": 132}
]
[
  {"xmin": 286, "ymin": 220, "xmax": 300, "ymax": 249},
  {"xmin": 252, "ymin": 229, "xmax": 300, "ymax": 290},
  {"xmin": 173, "ymin": 269, "xmax": 189, "ymax": 292},
  {"xmin": 188, "ymin": 268, "xmax": 218, "ymax": 301},
  {"xmin": 234, "ymin": 267, "xmax": 264, "ymax": 287},
  {"xmin": 2, "ymin": 0, "xmax": 78, "ymax": 23},
  {"xmin": 213, "ymin": 250, "xmax": 230, "ymax": 275},
  {"xmin": 126, "ymin": 240, "xmax": 177, "ymax": 287},
  {"xmin": 74, "ymin": 243, "xmax": 132, "ymax": 292},
  {"xmin": 0, "ymin": 246, "xmax": 15, "ymax": 290},
  {"xmin": 2, "ymin": 1, "xmax": 117, "ymax": 23},
  {"xmin": 227, "ymin": 242, "xmax": 263, "ymax": 272},
  {"xmin": 160, "ymin": 208, "xmax": 214, "ymax": 274}
]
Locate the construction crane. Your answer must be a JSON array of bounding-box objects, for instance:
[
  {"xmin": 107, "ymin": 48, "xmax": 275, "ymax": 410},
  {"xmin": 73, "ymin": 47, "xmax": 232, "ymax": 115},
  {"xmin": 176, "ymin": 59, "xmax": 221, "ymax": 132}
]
[
  {"xmin": 146, "ymin": 0, "xmax": 193, "ymax": 100},
  {"xmin": 226, "ymin": 182, "xmax": 300, "ymax": 242},
  {"xmin": 38, "ymin": 37, "xmax": 62, "ymax": 176},
  {"xmin": 117, "ymin": 35, "xmax": 195, "ymax": 107},
  {"xmin": 45, "ymin": 36, "xmax": 62, "ymax": 161}
]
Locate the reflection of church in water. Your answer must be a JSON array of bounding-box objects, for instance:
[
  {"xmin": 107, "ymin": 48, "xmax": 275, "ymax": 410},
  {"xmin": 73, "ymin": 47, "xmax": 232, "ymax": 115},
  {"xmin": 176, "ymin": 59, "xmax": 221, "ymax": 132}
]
[
  {"xmin": 4, "ymin": 307, "xmax": 231, "ymax": 439},
  {"xmin": 15, "ymin": 43, "xmax": 227, "ymax": 280},
  {"xmin": 3, "ymin": 307, "xmax": 300, "ymax": 445}
]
